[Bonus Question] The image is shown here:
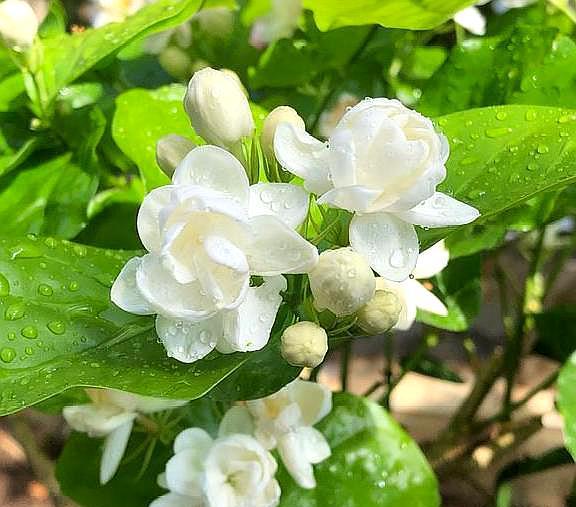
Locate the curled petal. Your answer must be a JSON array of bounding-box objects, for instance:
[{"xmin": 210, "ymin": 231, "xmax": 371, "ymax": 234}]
[
  {"xmin": 100, "ymin": 420, "xmax": 134, "ymax": 484},
  {"xmin": 396, "ymin": 192, "xmax": 480, "ymax": 228},
  {"xmin": 136, "ymin": 254, "xmax": 216, "ymax": 320},
  {"xmin": 137, "ymin": 186, "xmax": 174, "ymax": 254},
  {"xmin": 274, "ymin": 123, "xmax": 332, "ymax": 195},
  {"xmin": 165, "ymin": 448, "xmax": 206, "ymax": 498},
  {"xmin": 111, "ymin": 257, "xmax": 154, "ymax": 315},
  {"xmin": 220, "ymin": 276, "xmax": 287, "ymax": 352},
  {"xmin": 453, "ymin": 6, "xmax": 486, "ymax": 36},
  {"xmin": 172, "ymin": 145, "xmax": 250, "ymax": 208},
  {"xmin": 249, "ymin": 183, "xmax": 309, "ymax": 228},
  {"xmin": 155, "ymin": 315, "xmax": 221, "ymax": 363},
  {"xmin": 404, "ymin": 278, "xmax": 448, "ymax": 317},
  {"xmin": 412, "ymin": 240, "xmax": 449, "ymax": 279},
  {"xmin": 173, "ymin": 428, "xmax": 213, "ymax": 454},
  {"xmin": 289, "ymin": 379, "xmax": 332, "ymax": 426},
  {"xmin": 246, "ymin": 215, "xmax": 318, "ymax": 276},
  {"xmin": 62, "ymin": 405, "xmax": 136, "ymax": 437},
  {"xmin": 317, "ymin": 185, "xmax": 381, "ymax": 213},
  {"xmin": 349, "ymin": 213, "xmax": 419, "ymax": 282}
]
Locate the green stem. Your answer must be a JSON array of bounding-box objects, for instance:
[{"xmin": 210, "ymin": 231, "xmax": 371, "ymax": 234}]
[
  {"xmin": 379, "ymin": 333, "xmax": 395, "ymax": 409},
  {"xmin": 502, "ymin": 226, "xmax": 546, "ymax": 417}
]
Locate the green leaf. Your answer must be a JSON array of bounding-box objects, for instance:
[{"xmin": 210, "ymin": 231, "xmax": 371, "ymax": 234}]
[
  {"xmin": 0, "ymin": 235, "xmax": 298, "ymax": 415},
  {"xmin": 534, "ymin": 307, "xmax": 576, "ymax": 362},
  {"xmin": 35, "ymin": 0, "xmax": 202, "ymax": 107},
  {"xmin": 279, "ymin": 393, "xmax": 439, "ymax": 506},
  {"xmin": 497, "ymin": 447, "xmax": 573, "ymax": 484},
  {"xmin": 112, "ymin": 84, "xmax": 201, "ymax": 191},
  {"xmin": 403, "ymin": 355, "xmax": 464, "ymax": 384},
  {"xmin": 556, "ymin": 353, "xmax": 576, "ymax": 459},
  {"xmin": 419, "ymin": 105, "xmax": 576, "ymax": 249},
  {"xmin": 419, "ymin": 25, "xmax": 576, "ymax": 117},
  {"xmin": 0, "ymin": 74, "xmax": 25, "ymax": 112},
  {"xmin": 302, "ymin": 0, "xmax": 476, "ymax": 31},
  {"xmin": 417, "ymin": 254, "xmax": 481, "ymax": 332},
  {"xmin": 57, "ymin": 431, "xmax": 171, "ymax": 507}
]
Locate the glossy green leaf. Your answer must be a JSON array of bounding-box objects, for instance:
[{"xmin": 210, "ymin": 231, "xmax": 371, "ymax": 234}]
[
  {"xmin": 302, "ymin": 0, "xmax": 476, "ymax": 31},
  {"xmin": 419, "ymin": 25, "xmax": 576, "ymax": 117},
  {"xmin": 112, "ymin": 84, "xmax": 200, "ymax": 191},
  {"xmin": 35, "ymin": 0, "xmax": 202, "ymax": 106},
  {"xmin": 417, "ymin": 254, "xmax": 481, "ymax": 332},
  {"xmin": 0, "ymin": 236, "xmax": 298, "ymax": 415},
  {"xmin": 419, "ymin": 105, "xmax": 576, "ymax": 249},
  {"xmin": 534, "ymin": 307, "xmax": 576, "ymax": 363},
  {"xmin": 279, "ymin": 393, "xmax": 439, "ymax": 506},
  {"xmin": 556, "ymin": 353, "xmax": 576, "ymax": 460}
]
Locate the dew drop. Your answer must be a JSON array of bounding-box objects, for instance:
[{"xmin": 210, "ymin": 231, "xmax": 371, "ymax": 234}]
[
  {"xmin": 0, "ymin": 347, "xmax": 16, "ymax": 363},
  {"xmin": 495, "ymin": 111, "xmax": 507, "ymax": 121},
  {"xmin": 68, "ymin": 281, "xmax": 79, "ymax": 292},
  {"xmin": 525, "ymin": 110, "xmax": 537, "ymax": 121},
  {"xmin": 389, "ymin": 249, "xmax": 407, "ymax": 269},
  {"xmin": 536, "ymin": 144, "xmax": 549, "ymax": 154},
  {"xmin": 38, "ymin": 284, "xmax": 53, "ymax": 297},
  {"xmin": 47, "ymin": 320, "xmax": 66, "ymax": 335},
  {"xmin": 485, "ymin": 127, "xmax": 512, "ymax": 138},
  {"xmin": 5, "ymin": 304, "xmax": 25, "ymax": 321},
  {"xmin": 21, "ymin": 325, "xmax": 38, "ymax": 339},
  {"xmin": 0, "ymin": 274, "xmax": 9, "ymax": 297}
]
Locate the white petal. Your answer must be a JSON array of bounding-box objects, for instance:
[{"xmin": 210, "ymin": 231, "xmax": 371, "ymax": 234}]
[
  {"xmin": 165, "ymin": 448, "xmax": 207, "ymax": 497},
  {"xmin": 295, "ymin": 426, "xmax": 331, "ymax": 464},
  {"xmin": 395, "ymin": 192, "xmax": 480, "ymax": 228},
  {"xmin": 173, "ymin": 428, "xmax": 213, "ymax": 454},
  {"xmin": 136, "ymin": 254, "xmax": 216, "ymax": 320},
  {"xmin": 404, "ymin": 279, "xmax": 448, "ymax": 317},
  {"xmin": 62, "ymin": 405, "xmax": 136, "ymax": 437},
  {"xmin": 218, "ymin": 406, "xmax": 255, "ymax": 437},
  {"xmin": 277, "ymin": 432, "xmax": 316, "ymax": 489},
  {"xmin": 106, "ymin": 391, "xmax": 188, "ymax": 414},
  {"xmin": 289, "ymin": 379, "xmax": 332, "ymax": 426},
  {"xmin": 172, "ymin": 145, "xmax": 250, "ymax": 208},
  {"xmin": 111, "ymin": 257, "xmax": 154, "ymax": 315},
  {"xmin": 150, "ymin": 493, "xmax": 202, "ymax": 507},
  {"xmin": 220, "ymin": 276, "xmax": 287, "ymax": 352},
  {"xmin": 453, "ymin": 6, "xmax": 486, "ymax": 36},
  {"xmin": 249, "ymin": 183, "xmax": 309, "ymax": 228},
  {"xmin": 412, "ymin": 240, "xmax": 449, "ymax": 279},
  {"xmin": 317, "ymin": 185, "xmax": 381, "ymax": 213},
  {"xmin": 349, "ymin": 213, "xmax": 419, "ymax": 282},
  {"xmin": 100, "ymin": 419, "xmax": 133, "ymax": 484},
  {"xmin": 156, "ymin": 315, "xmax": 221, "ymax": 363},
  {"xmin": 137, "ymin": 185, "xmax": 174, "ymax": 254},
  {"xmin": 274, "ymin": 123, "xmax": 332, "ymax": 195},
  {"xmin": 375, "ymin": 278, "xmax": 416, "ymax": 331},
  {"xmin": 246, "ymin": 215, "xmax": 318, "ymax": 276}
]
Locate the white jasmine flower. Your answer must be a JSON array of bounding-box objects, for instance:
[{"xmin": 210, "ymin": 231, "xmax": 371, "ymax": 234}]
[
  {"xmin": 111, "ymin": 145, "xmax": 317, "ymax": 363},
  {"xmin": 221, "ymin": 380, "xmax": 332, "ymax": 489},
  {"xmin": 249, "ymin": 0, "xmax": 302, "ymax": 49},
  {"xmin": 63, "ymin": 388, "xmax": 187, "ymax": 484},
  {"xmin": 184, "ymin": 68, "xmax": 254, "ymax": 151},
  {"xmin": 280, "ymin": 321, "xmax": 328, "ymax": 367},
  {"xmin": 376, "ymin": 241, "xmax": 450, "ymax": 330},
  {"xmin": 91, "ymin": 0, "xmax": 150, "ymax": 27},
  {"xmin": 274, "ymin": 97, "xmax": 480, "ymax": 281},
  {"xmin": 308, "ymin": 247, "xmax": 375, "ymax": 316},
  {"xmin": 0, "ymin": 0, "xmax": 39, "ymax": 51},
  {"xmin": 156, "ymin": 429, "xmax": 280, "ymax": 507}
]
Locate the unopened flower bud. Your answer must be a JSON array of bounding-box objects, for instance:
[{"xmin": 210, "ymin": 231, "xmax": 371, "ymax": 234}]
[
  {"xmin": 309, "ymin": 248, "xmax": 375, "ymax": 317},
  {"xmin": 156, "ymin": 134, "xmax": 196, "ymax": 177},
  {"xmin": 0, "ymin": 0, "xmax": 39, "ymax": 51},
  {"xmin": 184, "ymin": 67, "xmax": 254, "ymax": 149},
  {"xmin": 281, "ymin": 321, "xmax": 328, "ymax": 368},
  {"xmin": 220, "ymin": 68, "xmax": 248, "ymax": 96},
  {"xmin": 262, "ymin": 105, "xmax": 304, "ymax": 162},
  {"xmin": 357, "ymin": 290, "xmax": 401, "ymax": 335}
]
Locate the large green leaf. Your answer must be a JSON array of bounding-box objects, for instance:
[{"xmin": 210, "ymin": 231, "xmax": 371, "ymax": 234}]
[
  {"xmin": 0, "ymin": 235, "xmax": 298, "ymax": 415},
  {"xmin": 419, "ymin": 105, "xmax": 576, "ymax": 249},
  {"xmin": 302, "ymin": 0, "xmax": 476, "ymax": 31},
  {"xmin": 419, "ymin": 25, "xmax": 576, "ymax": 117},
  {"xmin": 32, "ymin": 0, "xmax": 202, "ymax": 108},
  {"xmin": 279, "ymin": 393, "xmax": 440, "ymax": 506},
  {"xmin": 112, "ymin": 84, "xmax": 200, "ymax": 191},
  {"xmin": 557, "ymin": 353, "xmax": 576, "ymax": 460}
]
